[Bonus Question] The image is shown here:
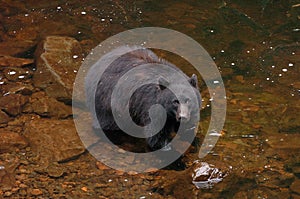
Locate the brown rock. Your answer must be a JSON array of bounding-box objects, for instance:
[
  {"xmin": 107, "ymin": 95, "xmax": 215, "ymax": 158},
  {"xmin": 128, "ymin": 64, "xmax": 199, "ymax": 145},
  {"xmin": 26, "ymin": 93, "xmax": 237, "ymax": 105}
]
[
  {"xmin": 233, "ymin": 191, "xmax": 248, "ymax": 198},
  {"xmin": 235, "ymin": 75, "xmax": 245, "ymax": 83},
  {"xmin": 24, "ymin": 118, "xmax": 85, "ymax": 163},
  {"xmin": 36, "ymin": 20, "xmax": 77, "ymax": 38},
  {"xmin": 96, "ymin": 161, "xmax": 110, "ymax": 171},
  {"xmin": 292, "ymin": 194, "xmax": 300, "ymax": 199},
  {"xmin": 0, "ymin": 157, "xmax": 20, "ymax": 190},
  {"xmin": 277, "ymin": 106, "xmax": 300, "ymax": 133},
  {"xmin": 81, "ymin": 187, "xmax": 88, "ymax": 192},
  {"xmin": 3, "ymin": 191, "xmax": 13, "ymax": 197},
  {"xmin": 257, "ymin": 168, "xmax": 295, "ymax": 188},
  {"xmin": 221, "ymin": 68, "xmax": 234, "ymax": 76},
  {"xmin": 0, "ymin": 82, "xmax": 34, "ymax": 96},
  {"xmin": 292, "ymin": 166, "xmax": 300, "ymax": 178},
  {"xmin": 3, "ymin": 67, "xmax": 32, "ymax": 81},
  {"xmin": 292, "ymin": 81, "xmax": 300, "ymax": 89},
  {"xmin": 0, "ymin": 170, "xmax": 14, "ymax": 191},
  {"xmin": 33, "ymin": 36, "xmax": 83, "ymax": 103},
  {"xmin": 15, "ymin": 27, "xmax": 38, "ymax": 41},
  {"xmin": 45, "ymin": 163, "xmax": 65, "ymax": 178},
  {"xmin": 0, "ymin": 40, "xmax": 35, "ymax": 57},
  {"xmin": 31, "ymin": 188, "xmax": 43, "ymax": 196},
  {"xmin": 0, "ymin": 55, "xmax": 33, "ymax": 68},
  {"xmin": 0, "ymin": 110, "xmax": 10, "ymax": 124},
  {"xmin": 290, "ymin": 179, "xmax": 300, "ymax": 195},
  {"xmin": 80, "ymin": 39, "xmax": 96, "ymax": 56},
  {"xmin": 23, "ymin": 92, "xmax": 72, "ymax": 119},
  {"xmin": 185, "ymin": 24, "xmax": 196, "ymax": 29},
  {"xmin": 165, "ymin": 2, "xmax": 192, "ymax": 18},
  {"xmin": 5, "ymin": 83, "xmax": 34, "ymax": 95},
  {"xmin": 267, "ymin": 134, "xmax": 300, "ymax": 149},
  {"xmin": 0, "ymin": 129, "xmax": 28, "ymax": 153},
  {"xmin": 0, "ymin": 94, "xmax": 28, "ymax": 116},
  {"xmin": 0, "ymin": 1, "xmax": 26, "ymax": 16}
]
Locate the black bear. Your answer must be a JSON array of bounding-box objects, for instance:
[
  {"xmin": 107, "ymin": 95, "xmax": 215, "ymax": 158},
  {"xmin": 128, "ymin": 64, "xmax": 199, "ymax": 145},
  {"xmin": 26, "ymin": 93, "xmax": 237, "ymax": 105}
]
[{"xmin": 85, "ymin": 46, "xmax": 201, "ymax": 151}]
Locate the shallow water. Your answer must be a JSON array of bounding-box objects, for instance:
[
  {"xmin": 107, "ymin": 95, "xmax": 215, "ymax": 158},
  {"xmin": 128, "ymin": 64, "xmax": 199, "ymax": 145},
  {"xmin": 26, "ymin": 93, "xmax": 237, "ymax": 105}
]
[{"xmin": 0, "ymin": 0, "xmax": 299, "ymax": 198}]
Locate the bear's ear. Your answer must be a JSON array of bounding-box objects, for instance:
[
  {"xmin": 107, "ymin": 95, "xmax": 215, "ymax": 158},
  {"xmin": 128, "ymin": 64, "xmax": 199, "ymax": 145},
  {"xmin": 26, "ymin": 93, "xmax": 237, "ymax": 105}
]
[
  {"xmin": 158, "ymin": 77, "xmax": 169, "ymax": 90},
  {"xmin": 189, "ymin": 74, "xmax": 198, "ymax": 88}
]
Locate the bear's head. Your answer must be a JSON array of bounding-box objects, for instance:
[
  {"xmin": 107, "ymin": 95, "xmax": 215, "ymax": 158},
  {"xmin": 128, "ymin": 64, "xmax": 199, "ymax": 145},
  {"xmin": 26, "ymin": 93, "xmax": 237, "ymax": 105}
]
[{"xmin": 157, "ymin": 74, "xmax": 201, "ymax": 125}]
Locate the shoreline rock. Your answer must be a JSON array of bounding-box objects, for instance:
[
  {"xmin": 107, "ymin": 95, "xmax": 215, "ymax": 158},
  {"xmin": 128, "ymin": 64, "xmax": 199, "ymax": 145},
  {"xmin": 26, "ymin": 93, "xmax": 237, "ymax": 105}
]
[{"xmin": 33, "ymin": 36, "xmax": 83, "ymax": 103}]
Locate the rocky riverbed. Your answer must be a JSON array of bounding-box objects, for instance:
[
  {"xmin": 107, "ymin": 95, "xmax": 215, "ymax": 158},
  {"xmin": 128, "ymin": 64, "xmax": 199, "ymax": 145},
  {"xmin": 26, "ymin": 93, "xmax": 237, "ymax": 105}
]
[{"xmin": 0, "ymin": 1, "xmax": 300, "ymax": 198}]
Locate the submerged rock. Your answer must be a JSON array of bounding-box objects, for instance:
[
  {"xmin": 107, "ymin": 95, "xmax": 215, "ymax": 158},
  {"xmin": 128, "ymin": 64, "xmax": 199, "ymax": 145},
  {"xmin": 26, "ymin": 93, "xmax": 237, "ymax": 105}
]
[
  {"xmin": 3, "ymin": 67, "xmax": 32, "ymax": 82},
  {"xmin": 0, "ymin": 82, "xmax": 34, "ymax": 96},
  {"xmin": 267, "ymin": 134, "xmax": 300, "ymax": 149},
  {"xmin": 0, "ymin": 94, "xmax": 28, "ymax": 116},
  {"xmin": 0, "ymin": 55, "xmax": 33, "ymax": 68},
  {"xmin": 290, "ymin": 179, "xmax": 300, "ymax": 195},
  {"xmin": 24, "ymin": 118, "xmax": 85, "ymax": 164},
  {"xmin": 4, "ymin": 83, "xmax": 34, "ymax": 96},
  {"xmin": 0, "ymin": 129, "xmax": 28, "ymax": 153},
  {"xmin": 23, "ymin": 92, "xmax": 72, "ymax": 119},
  {"xmin": 33, "ymin": 36, "xmax": 83, "ymax": 103},
  {"xmin": 0, "ymin": 40, "xmax": 35, "ymax": 57},
  {"xmin": 291, "ymin": 166, "xmax": 300, "ymax": 178},
  {"xmin": 0, "ymin": 110, "xmax": 10, "ymax": 125},
  {"xmin": 0, "ymin": 166, "xmax": 15, "ymax": 190}
]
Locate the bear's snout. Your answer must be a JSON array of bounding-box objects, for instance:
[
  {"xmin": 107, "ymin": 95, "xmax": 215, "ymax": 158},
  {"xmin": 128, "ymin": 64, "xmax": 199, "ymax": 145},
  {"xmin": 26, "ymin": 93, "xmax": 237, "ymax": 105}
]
[{"xmin": 177, "ymin": 103, "xmax": 190, "ymax": 122}]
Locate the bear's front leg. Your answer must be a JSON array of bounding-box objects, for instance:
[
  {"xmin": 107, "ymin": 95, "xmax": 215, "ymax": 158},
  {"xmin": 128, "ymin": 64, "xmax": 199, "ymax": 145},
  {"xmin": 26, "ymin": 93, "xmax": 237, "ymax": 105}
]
[{"xmin": 145, "ymin": 126, "xmax": 172, "ymax": 151}]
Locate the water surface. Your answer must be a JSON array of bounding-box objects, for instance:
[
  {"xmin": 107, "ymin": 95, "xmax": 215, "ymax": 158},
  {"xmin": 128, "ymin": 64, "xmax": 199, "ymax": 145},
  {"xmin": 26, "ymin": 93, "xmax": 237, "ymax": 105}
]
[{"xmin": 0, "ymin": 0, "xmax": 299, "ymax": 198}]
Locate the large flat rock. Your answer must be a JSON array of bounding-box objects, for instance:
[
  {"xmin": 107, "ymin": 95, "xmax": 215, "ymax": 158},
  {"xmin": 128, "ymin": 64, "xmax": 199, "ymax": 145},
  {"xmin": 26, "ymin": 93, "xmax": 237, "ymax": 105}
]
[
  {"xmin": 33, "ymin": 36, "xmax": 83, "ymax": 103},
  {"xmin": 24, "ymin": 118, "xmax": 85, "ymax": 164}
]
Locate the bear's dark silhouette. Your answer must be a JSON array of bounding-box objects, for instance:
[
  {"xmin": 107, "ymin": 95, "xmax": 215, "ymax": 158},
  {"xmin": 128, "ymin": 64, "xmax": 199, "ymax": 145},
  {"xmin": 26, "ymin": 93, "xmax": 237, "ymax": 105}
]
[{"xmin": 85, "ymin": 46, "xmax": 201, "ymax": 151}]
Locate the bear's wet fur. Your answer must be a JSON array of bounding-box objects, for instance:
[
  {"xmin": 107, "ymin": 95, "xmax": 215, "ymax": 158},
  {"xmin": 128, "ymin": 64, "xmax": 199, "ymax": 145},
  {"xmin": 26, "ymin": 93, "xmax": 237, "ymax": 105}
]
[{"xmin": 85, "ymin": 46, "xmax": 201, "ymax": 152}]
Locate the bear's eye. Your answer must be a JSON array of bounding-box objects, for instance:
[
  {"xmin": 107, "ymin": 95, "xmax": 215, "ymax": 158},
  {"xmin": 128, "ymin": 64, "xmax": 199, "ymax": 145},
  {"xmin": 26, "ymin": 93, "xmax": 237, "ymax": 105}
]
[{"xmin": 173, "ymin": 100, "xmax": 179, "ymax": 105}]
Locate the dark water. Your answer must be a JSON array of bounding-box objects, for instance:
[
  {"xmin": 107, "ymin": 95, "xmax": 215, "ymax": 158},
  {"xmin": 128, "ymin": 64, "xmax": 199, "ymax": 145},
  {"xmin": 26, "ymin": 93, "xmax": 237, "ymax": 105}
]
[{"xmin": 0, "ymin": 0, "xmax": 299, "ymax": 198}]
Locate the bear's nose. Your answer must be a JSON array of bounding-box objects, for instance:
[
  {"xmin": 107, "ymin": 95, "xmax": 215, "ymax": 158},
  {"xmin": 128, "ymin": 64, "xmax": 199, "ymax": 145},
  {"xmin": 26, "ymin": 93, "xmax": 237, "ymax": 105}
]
[{"xmin": 177, "ymin": 104, "xmax": 190, "ymax": 122}]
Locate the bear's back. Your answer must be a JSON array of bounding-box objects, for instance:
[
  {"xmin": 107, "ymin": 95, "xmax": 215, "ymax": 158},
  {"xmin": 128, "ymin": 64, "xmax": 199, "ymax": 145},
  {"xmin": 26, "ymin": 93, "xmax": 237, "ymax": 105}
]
[
  {"xmin": 86, "ymin": 46, "xmax": 185, "ymax": 131},
  {"xmin": 102, "ymin": 48, "xmax": 168, "ymax": 75}
]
